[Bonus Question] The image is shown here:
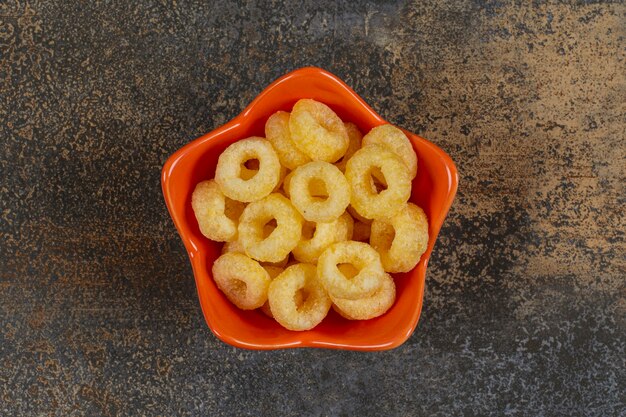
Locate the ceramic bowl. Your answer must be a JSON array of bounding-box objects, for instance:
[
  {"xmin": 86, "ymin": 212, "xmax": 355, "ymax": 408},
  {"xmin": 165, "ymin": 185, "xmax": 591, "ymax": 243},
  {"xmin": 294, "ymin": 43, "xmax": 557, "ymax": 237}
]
[{"xmin": 161, "ymin": 67, "xmax": 458, "ymax": 350}]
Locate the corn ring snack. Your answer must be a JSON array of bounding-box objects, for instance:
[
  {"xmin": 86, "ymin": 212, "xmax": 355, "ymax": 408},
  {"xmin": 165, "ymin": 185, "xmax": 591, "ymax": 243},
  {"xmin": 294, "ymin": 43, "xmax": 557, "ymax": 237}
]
[
  {"xmin": 265, "ymin": 111, "xmax": 311, "ymax": 170},
  {"xmin": 345, "ymin": 144, "xmax": 411, "ymax": 220},
  {"xmin": 222, "ymin": 237, "xmax": 289, "ymax": 268},
  {"xmin": 282, "ymin": 169, "xmax": 328, "ymax": 198},
  {"xmin": 259, "ymin": 265, "xmax": 284, "ymax": 318},
  {"xmin": 268, "ymin": 263, "xmax": 331, "ymax": 331},
  {"xmin": 241, "ymin": 163, "xmax": 287, "ymax": 195},
  {"xmin": 238, "ymin": 193, "xmax": 303, "ymax": 263},
  {"xmin": 331, "ymin": 272, "xmax": 396, "ymax": 320},
  {"xmin": 215, "ymin": 137, "xmax": 281, "ymax": 202},
  {"xmin": 317, "ymin": 241, "xmax": 385, "ymax": 300},
  {"xmin": 334, "ymin": 122, "xmax": 363, "ymax": 172},
  {"xmin": 289, "ymin": 161, "xmax": 350, "ymax": 222},
  {"xmin": 191, "ymin": 180, "xmax": 244, "ymax": 242},
  {"xmin": 289, "ymin": 99, "xmax": 349, "ymax": 162},
  {"xmin": 370, "ymin": 203, "xmax": 429, "ymax": 273},
  {"xmin": 212, "ymin": 252, "xmax": 271, "ymax": 310},
  {"xmin": 362, "ymin": 124, "xmax": 417, "ymax": 178},
  {"xmin": 293, "ymin": 212, "xmax": 353, "ymax": 263}
]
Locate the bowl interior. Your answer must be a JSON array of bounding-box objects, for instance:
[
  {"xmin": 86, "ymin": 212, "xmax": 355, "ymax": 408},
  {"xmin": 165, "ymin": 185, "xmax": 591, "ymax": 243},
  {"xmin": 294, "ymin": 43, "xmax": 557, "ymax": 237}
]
[{"xmin": 162, "ymin": 68, "xmax": 458, "ymax": 350}]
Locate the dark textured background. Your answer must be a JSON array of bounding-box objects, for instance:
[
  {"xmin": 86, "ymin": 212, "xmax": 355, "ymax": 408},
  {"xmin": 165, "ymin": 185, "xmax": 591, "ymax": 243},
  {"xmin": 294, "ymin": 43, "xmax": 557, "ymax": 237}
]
[{"xmin": 1, "ymin": 0, "xmax": 625, "ymax": 416}]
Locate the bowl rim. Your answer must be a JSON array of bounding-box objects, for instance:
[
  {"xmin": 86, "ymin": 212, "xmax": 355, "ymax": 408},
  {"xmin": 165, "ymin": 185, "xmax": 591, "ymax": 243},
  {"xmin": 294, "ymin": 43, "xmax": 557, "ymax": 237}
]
[{"xmin": 162, "ymin": 66, "xmax": 458, "ymax": 350}]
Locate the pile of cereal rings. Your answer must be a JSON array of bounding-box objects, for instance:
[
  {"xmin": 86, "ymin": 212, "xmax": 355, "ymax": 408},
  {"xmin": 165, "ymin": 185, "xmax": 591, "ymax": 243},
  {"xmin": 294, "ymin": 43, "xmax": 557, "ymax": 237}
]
[{"xmin": 192, "ymin": 99, "xmax": 429, "ymax": 331}]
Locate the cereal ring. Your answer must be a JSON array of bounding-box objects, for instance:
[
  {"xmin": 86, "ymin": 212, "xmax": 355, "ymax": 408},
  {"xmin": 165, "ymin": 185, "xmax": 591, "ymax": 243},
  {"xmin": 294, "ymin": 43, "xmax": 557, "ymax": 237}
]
[
  {"xmin": 289, "ymin": 99, "xmax": 349, "ymax": 162},
  {"xmin": 362, "ymin": 124, "xmax": 418, "ymax": 178},
  {"xmin": 212, "ymin": 252, "xmax": 270, "ymax": 310},
  {"xmin": 265, "ymin": 111, "xmax": 311, "ymax": 170},
  {"xmin": 238, "ymin": 193, "xmax": 303, "ymax": 262},
  {"xmin": 370, "ymin": 203, "xmax": 429, "ymax": 273},
  {"xmin": 222, "ymin": 237, "xmax": 289, "ymax": 268},
  {"xmin": 317, "ymin": 241, "xmax": 385, "ymax": 300},
  {"xmin": 259, "ymin": 265, "xmax": 284, "ymax": 318},
  {"xmin": 240, "ymin": 159, "xmax": 287, "ymax": 194},
  {"xmin": 191, "ymin": 180, "xmax": 244, "ymax": 242},
  {"xmin": 334, "ymin": 122, "xmax": 362, "ymax": 172},
  {"xmin": 239, "ymin": 157, "xmax": 259, "ymax": 180},
  {"xmin": 268, "ymin": 263, "xmax": 331, "ymax": 331},
  {"xmin": 215, "ymin": 137, "xmax": 281, "ymax": 202},
  {"xmin": 331, "ymin": 272, "xmax": 396, "ymax": 320},
  {"xmin": 345, "ymin": 144, "xmax": 411, "ymax": 220},
  {"xmin": 293, "ymin": 212, "xmax": 353, "ymax": 263},
  {"xmin": 289, "ymin": 161, "xmax": 350, "ymax": 222},
  {"xmin": 282, "ymin": 169, "xmax": 327, "ymax": 198}
]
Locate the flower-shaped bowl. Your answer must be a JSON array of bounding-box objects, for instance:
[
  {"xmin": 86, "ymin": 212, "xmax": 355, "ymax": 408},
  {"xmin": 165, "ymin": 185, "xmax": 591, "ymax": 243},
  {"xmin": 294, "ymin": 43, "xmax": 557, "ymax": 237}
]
[{"xmin": 162, "ymin": 67, "xmax": 458, "ymax": 350}]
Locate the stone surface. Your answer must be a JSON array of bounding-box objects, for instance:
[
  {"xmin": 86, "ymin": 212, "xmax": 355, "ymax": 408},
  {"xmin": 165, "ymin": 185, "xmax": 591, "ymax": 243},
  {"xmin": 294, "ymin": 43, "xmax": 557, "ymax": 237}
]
[{"xmin": 1, "ymin": 0, "xmax": 625, "ymax": 416}]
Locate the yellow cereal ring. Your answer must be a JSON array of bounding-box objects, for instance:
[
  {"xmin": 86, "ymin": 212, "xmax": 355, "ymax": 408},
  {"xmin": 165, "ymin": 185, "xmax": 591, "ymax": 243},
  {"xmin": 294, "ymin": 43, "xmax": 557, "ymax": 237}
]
[
  {"xmin": 331, "ymin": 272, "xmax": 396, "ymax": 320},
  {"xmin": 211, "ymin": 252, "xmax": 270, "ymax": 310},
  {"xmin": 222, "ymin": 237, "xmax": 289, "ymax": 268},
  {"xmin": 293, "ymin": 212, "xmax": 353, "ymax": 263},
  {"xmin": 289, "ymin": 99, "xmax": 349, "ymax": 162},
  {"xmin": 265, "ymin": 111, "xmax": 311, "ymax": 170},
  {"xmin": 317, "ymin": 241, "xmax": 385, "ymax": 300},
  {"xmin": 362, "ymin": 124, "xmax": 418, "ymax": 178},
  {"xmin": 191, "ymin": 180, "xmax": 245, "ymax": 242},
  {"xmin": 334, "ymin": 122, "xmax": 363, "ymax": 172},
  {"xmin": 238, "ymin": 193, "xmax": 303, "ymax": 263},
  {"xmin": 370, "ymin": 203, "xmax": 429, "ymax": 273},
  {"xmin": 215, "ymin": 137, "xmax": 281, "ymax": 202},
  {"xmin": 282, "ymin": 169, "xmax": 327, "ymax": 198},
  {"xmin": 259, "ymin": 265, "xmax": 284, "ymax": 318},
  {"xmin": 289, "ymin": 161, "xmax": 350, "ymax": 222},
  {"xmin": 268, "ymin": 263, "xmax": 331, "ymax": 331},
  {"xmin": 345, "ymin": 144, "xmax": 411, "ymax": 220},
  {"xmin": 241, "ymin": 161, "xmax": 287, "ymax": 194}
]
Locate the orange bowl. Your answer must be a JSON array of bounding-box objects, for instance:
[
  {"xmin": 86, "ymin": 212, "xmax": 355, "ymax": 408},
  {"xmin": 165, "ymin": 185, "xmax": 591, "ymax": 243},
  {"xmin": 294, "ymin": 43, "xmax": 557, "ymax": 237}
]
[{"xmin": 162, "ymin": 67, "xmax": 458, "ymax": 350}]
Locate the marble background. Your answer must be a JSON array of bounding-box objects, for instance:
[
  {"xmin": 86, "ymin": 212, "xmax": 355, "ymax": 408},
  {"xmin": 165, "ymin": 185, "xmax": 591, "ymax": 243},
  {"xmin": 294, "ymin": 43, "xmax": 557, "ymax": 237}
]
[{"xmin": 1, "ymin": 0, "xmax": 624, "ymax": 415}]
